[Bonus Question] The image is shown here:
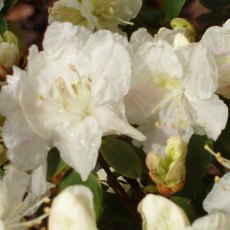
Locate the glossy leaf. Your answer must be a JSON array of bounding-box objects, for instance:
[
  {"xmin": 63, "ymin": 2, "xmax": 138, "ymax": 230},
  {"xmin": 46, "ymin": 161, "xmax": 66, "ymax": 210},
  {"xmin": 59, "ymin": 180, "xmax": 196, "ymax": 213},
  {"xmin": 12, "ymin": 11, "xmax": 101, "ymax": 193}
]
[
  {"xmin": 0, "ymin": 13, "xmax": 7, "ymax": 35},
  {"xmin": 59, "ymin": 170, "xmax": 103, "ymax": 220},
  {"xmin": 47, "ymin": 148, "xmax": 66, "ymax": 178},
  {"xmin": 171, "ymin": 196, "xmax": 198, "ymax": 223},
  {"xmin": 164, "ymin": 0, "xmax": 185, "ymax": 22},
  {"xmin": 186, "ymin": 135, "xmax": 213, "ymax": 182},
  {"xmin": 2, "ymin": 0, "xmax": 18, "ymax": 14},
  {"xmin": 101, "ymin": 138, "xmax": 142, "ymax": 179}
]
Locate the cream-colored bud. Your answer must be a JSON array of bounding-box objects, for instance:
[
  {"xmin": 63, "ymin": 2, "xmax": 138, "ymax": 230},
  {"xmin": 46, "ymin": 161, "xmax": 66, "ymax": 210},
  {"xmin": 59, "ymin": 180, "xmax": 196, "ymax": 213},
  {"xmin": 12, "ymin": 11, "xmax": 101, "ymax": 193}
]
[
  {"xmin": 146, "ymin": 136, "xmax": 187, "ymax": 195},
  {"xmin": 170, "ymin": 17, "xmax": 196, "ymax": 42},
  {"xmin": 0, "ymin": 31, "xmax": 20, "ymax": 73}
]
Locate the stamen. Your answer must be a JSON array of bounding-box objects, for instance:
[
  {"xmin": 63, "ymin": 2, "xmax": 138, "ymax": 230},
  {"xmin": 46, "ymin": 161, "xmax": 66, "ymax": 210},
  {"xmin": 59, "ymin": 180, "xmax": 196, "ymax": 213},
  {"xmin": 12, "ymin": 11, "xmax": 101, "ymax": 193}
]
[{"xmin": 204, "ymin": 145, "xmax": 230, "ymax": 169}]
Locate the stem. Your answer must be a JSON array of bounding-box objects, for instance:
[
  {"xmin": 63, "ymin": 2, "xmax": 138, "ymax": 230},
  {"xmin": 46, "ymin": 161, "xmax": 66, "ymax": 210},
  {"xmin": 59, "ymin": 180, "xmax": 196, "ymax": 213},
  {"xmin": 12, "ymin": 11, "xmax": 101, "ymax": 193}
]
[{"xmin": 98, "ymin": 154, "xmax": 140, "ymax": 220}]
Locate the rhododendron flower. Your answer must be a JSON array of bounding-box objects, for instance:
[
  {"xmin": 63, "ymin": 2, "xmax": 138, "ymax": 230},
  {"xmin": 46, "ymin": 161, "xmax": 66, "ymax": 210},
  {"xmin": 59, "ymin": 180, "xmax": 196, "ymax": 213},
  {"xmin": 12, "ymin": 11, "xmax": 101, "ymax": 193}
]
[
  {"xmin": 138, "ymin": 194, "xmax": 190, "ymax": 230},
  {"xmin": 0, "ymin": 22, "xmax": 145, "ymax": 181},
  {"xmin": 49, "ymin": 185, "xmax": 97, "ymax": 230},
  {"xmin": 0, "ymin": 165, "xmax": 50, "ymax": 230},
  {"xmin": 125, "ymin": 28, "xmax": 228, "ymax": 153},
  {"xmin": 48, "ymin": 0, "xmax": 142, "ymax": 32},
  {"xmin": 201, "ymin": 19, "xmax": 230, "ymax": 98}
]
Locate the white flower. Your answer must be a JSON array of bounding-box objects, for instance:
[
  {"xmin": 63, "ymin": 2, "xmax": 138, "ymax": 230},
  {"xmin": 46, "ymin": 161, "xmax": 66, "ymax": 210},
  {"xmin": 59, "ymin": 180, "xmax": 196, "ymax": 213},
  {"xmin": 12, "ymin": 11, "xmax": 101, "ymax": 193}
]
[
  {"xmin": 0, "ymin": 165, "xmax": 50, "ymax": 230},
  {"xmin": 201, "ymin": 18, "xmax": 230, "ymax": 98},
  {"xmin": 203, "ymin": 172, "xmax": 230, "ymax": 214},
  {"xmin": 138, "ymin": 194, "xmax": 190, "ymax": 230},
  {"xmin": 48, "ymin": 0, "xmax": 142, "ymax": 32},
  {"xmin": 125, "ymin": 28, "xmax": 228, "ymax": 153},
  {"xmin": 0, "ymin": 22, "xmax": 145, "ymax": 181},
  {"xmin": 181, "ymin": 212, "xmax": 230, "ymax": 230},
  {"xmin": 49, "ymin": 185, "xmax": 97, "ymax": 230},
  {"xmin": 138, "ymin": 193, "xmax": 230, "ymax": 230}
]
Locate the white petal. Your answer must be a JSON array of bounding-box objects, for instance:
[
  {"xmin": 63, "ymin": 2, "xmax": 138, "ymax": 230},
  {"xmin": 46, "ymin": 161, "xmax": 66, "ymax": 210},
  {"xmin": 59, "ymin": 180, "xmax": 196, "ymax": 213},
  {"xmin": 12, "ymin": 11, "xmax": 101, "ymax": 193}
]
[
  {"xmin": 138, "ymin": 194, "xmax": 190, "ymax": 230},
  {"xmin": 43, "ymin": 22, "xmax": 91, "ymax": 51},
  {"xmin": 0, "ymin": 67, "xmax": 26, "ymax": 117},
  {"xmin": 83, "ymin": 30, "xmax": 131, "ymax": 105},
  {"xmin": 201, "ymin": 26, "xmax": 230, "ymax": 56},
  {"xmin": 53, "ymin": 116, "xmax": 102, "ymax": 181},
  {"xmin": 203, "ymin": 172, "xmax": 230, "ymax": 214},
  {"xmin": 49, "ymin": 185, "xmax": 97, "ymax": 230},
  {"xmin": 182, "ymin": 212, "xmax": 230, "ymax": 230},
  {"xmin": 187, "ymin": 95, "xmax": 228, "ymax": 141},
  {"xmin": 2, "ymin": 165, "xmax": 29, "ymax": 218},
  {"xmin": 115, "ymin": 0, "xmax": 142, "ymax": 21},
  {"xmin": 3, "ymin": 113, "xmax": 49, "ymax": 171},
  {"xmin": 184, "ymin": 43, "xmax": 218, "ymax": 100},
  {"xmin": 132, "ymin": 40, "xmax": 183, "ymax": 87},
  {"xmin": 94, "ymin": 105, "xmax": 145, "ymax": 141}
]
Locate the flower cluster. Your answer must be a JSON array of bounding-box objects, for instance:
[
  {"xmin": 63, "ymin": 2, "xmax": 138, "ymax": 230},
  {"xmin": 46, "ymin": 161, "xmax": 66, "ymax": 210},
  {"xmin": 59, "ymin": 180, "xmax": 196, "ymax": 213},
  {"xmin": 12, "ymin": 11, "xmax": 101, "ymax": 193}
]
[{"xmin": 0, "ymin": 1, "xmax": 230, "ymax": 229}]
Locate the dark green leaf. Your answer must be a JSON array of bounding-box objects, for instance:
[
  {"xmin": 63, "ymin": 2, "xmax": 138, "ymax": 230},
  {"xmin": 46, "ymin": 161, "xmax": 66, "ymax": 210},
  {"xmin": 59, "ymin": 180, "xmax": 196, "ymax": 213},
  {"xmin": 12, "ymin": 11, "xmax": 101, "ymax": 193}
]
[
  {"xmin": 47, "ymin": 148, "xmax": 66, "ymax": 178},
  {"xmin": 2, "ymin": 0, "xmax": 18, "ymax": 14},
  {"xmin": 186, "ymin": 135, "xmax": 213, "ymax": 182},
  {"xmin": 59, "ymin": 171, "xmax": 103, "ymax": 220},
  {"xmin": 101, "ymin": 139, "xmax": 142, "ymax": 179},
  {"xmin": 164, "ymin": 0, "xmax": 185, "ymax": 22},
  {"xmin": 199, "ymin": 0, "xmax": 230, "ymax": 10},
  {"xmin": 197, "ymin": 12, "xmax": 229, "ymax": 26},
  {"xmin": 0, "ymin": 13, "xmax": 7, "ymax": 35},
  {"xmin": 171, "ymin": 196, "xmax": 198, "ymax": 222}
]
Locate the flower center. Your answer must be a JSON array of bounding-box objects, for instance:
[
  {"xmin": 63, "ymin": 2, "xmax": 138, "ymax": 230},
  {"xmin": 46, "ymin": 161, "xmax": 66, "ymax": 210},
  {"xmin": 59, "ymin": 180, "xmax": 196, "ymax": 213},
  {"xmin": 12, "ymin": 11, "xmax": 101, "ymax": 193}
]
[{"xmin": 39, "ymin": 64, "xmax": 92, "ymax": 121}]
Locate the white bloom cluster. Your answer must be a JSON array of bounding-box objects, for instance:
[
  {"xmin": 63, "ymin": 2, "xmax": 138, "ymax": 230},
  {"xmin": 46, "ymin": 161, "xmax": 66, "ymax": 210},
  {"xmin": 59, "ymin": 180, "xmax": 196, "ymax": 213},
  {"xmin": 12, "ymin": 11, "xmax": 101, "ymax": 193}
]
[
  {"xmin": 124, "ymin": 28, "xmax": 228, "ymax": 153},
  {"xmin": 49, "ymin": 0, "xmax": 142, "ymax": 32}
]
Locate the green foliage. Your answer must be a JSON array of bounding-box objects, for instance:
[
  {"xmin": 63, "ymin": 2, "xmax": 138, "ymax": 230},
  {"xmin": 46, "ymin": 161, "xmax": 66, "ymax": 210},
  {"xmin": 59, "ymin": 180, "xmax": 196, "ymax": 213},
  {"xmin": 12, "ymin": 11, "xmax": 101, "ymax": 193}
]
[
  {"xmin": 2, "ymin": 0, "xmax": 18, "ymax": 14},
  {"xmin": 186, "ymin": 135, "xmax": 213, "ymax": 182},
  {"xmin": 171, "ymin": 196, "xmax": 198, "ymax": 223},
  {"xmin": 163, "ymin": 0, "xmax": 186, "ymax": 22},
  {"xmin": 60, "ymin": 170, "xmax": 103, "ymax": 220},
  {"xmin": 0, "ymin": 12, "xmax": 7, "ymax": 35},
  {"xmin": 101, "ymin": 138, "xmax": 142, "ymax": 179},
  {"xmin": 100, "ymin": 192, "xmax": 141, "ymax": 230},
  {"xmin": 47, "ymin": 148, "xmax": 66, "ymax": 178}
]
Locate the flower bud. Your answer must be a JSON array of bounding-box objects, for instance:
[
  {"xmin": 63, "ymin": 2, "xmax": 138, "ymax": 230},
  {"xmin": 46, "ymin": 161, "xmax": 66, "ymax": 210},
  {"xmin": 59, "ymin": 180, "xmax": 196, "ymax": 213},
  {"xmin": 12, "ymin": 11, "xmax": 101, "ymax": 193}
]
[
  {"xmin": 146, "ymin": 136, "xmax": 187, "ymax": 196},
  {"xmin": 170, "ymin": 17, "xmax": 196, "ymax": 42},
  {"xmin": 0, "ymin": 31, "xmax": 20, "ymax": 78}
]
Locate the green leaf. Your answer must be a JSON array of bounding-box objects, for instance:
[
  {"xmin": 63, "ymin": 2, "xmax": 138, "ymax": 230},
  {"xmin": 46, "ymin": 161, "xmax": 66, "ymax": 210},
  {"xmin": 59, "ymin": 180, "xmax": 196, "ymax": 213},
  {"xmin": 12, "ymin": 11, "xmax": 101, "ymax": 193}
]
[
  {"xmin": 101, "ymin": 138, "xmax": 142, "ymax": 179},
  {"xmin": 0, "ymin": 13, "xmax": 7, "ymax": 35},
  {"xmin": 47, "ymin": 148, "xmax": 66, "ymax": 178},
  {"xmin": 171, "ymin": 196, "xmax": 198, "ymax": 222},
  {"xmin": 186, "ymin": 135, "xmax": 213, "ymax": 182},
  {"xmin": 199, "ymin": 0, "xmax": 230, "ymax": 10},
  {"xmin": 59, "ymin": 171, "xmax": 103, "ymax": 220},
  {"xmin": 163, "ymin": 0, "xmax": 185, "ymax": 22},
  {"xmin": 2, "ymin": 0, "xmax": 18, "ymax": 14}
]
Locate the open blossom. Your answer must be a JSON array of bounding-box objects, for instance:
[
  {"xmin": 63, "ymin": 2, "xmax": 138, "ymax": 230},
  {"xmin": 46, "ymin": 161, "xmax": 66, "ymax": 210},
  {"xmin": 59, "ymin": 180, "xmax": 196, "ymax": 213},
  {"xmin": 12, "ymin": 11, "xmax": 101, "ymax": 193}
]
[
  {"xmin": 0, "ymin": 22, "xmax": 145, "ymax": 181},
  {"xmin": 48, "ymin": 0, "xmax": 142, "ymax": 32},
  {"xmin": 124, "ymin": 28, "xmax": 228, "ymax": 153},
  {"xmin": 49, "ymin": 185, "xmax": 97, "ymax": 230},
  {"xmin": 201, "ymin": 18, "xmax": 230, "ymax": 98},
  {"xmin": 0, "ymin": 165, "xmax": 51, "ymax": 230}
]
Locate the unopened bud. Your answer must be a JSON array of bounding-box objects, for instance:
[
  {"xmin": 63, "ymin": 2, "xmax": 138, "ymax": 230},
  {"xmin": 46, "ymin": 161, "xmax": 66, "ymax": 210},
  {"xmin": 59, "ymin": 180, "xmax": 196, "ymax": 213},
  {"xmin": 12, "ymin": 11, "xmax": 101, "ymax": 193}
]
[{"xmin": 146, "ymin": 136, "xmax": 187, "ymax": 196}]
